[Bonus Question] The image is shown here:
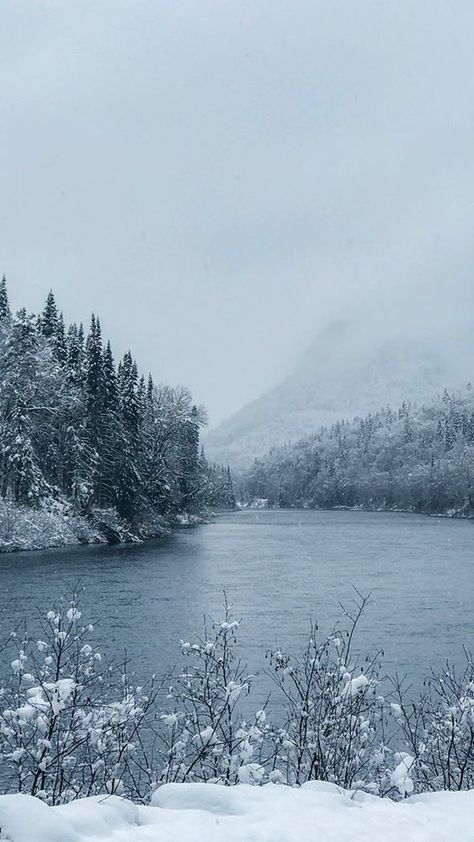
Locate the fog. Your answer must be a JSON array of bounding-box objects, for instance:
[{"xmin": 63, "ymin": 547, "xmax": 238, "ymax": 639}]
[{"xmin": 1, "ymin": 1, "xmax": 474, "ymax": 425}]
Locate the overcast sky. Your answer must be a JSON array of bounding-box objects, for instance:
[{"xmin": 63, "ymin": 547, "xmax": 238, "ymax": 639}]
[{"xmin": 2, "ymin": 1, "xmax": 474, "ymax": 425}]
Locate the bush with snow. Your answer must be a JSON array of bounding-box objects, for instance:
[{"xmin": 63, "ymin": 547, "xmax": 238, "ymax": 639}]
[{"xmin": 1, "ymin": 591, "xmax": 474, "ymax": 805}]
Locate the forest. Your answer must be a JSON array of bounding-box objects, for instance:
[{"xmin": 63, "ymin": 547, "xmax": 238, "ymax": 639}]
[
  {"xmin": 242, "ymin": 385, "xmax": 474, "ymax": 516},
  {"xmin": 0, "ymin": 277, "xmax": 234, "ymax": 550}
]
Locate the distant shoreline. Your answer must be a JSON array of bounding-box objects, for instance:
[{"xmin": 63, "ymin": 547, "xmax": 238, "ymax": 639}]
[{"xmin": 239, "ymin": 503, "xmax": 474, "ymax": 521}]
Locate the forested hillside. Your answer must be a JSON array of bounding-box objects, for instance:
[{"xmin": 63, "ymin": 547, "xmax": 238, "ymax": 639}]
[
  {"xmin": 206, "ymin": 319, "xmax": 473, "ymax": 470},
  {"xmin": 0, "ymin": 278, "xmax": 234, "ymax": 550},
  {"xmin": 242, "ymin": 387, "xmax": 474, "ymax": 516}
]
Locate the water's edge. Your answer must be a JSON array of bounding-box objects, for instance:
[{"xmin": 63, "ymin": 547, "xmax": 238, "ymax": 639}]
[{"xmin": 3, "ymin": 502, "xmax": 472, "ymax": 556}]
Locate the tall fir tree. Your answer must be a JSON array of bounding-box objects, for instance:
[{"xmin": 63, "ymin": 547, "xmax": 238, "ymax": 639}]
[
  {"xmin": 0, "ymin": 309, "xmax": 44, "ymax": 503},
  {"xmin": 0, "ymin": 275, "xmax": 11, "ymax": 323},
  {"xmin": 115, "ymin": 352, "xmax": 143, "ymax": 519},
  {"xmin": 0, "ymin": 281, "xmax": 233, "ymax": 527},
  {"xmin": 53, "ymin": 312, "xmax": 68, "ymax": 366},
  {"xmin": 40, "ymin": 290, "xmax": 59, "ymax": 338}
]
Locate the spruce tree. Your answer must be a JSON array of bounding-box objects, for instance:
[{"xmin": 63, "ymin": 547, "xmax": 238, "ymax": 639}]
[
  {"xmin": 116, "ymin": 351, "xmax": 142, "ymax": 519},
  {"xmin": 53, "ymin": 312, "xmax": 68, "ymax": 366},
  {"xmin": 85, "ymin": 315, "xmax": 104, "ymax": 415},
  {"xmin": 0, "ymin": 281, "xmax": 231, "ymax": 527},
  {"xmin": 0, "ymin": 309, "xmax": 44, "ymax": 503},
  {"xmin": 0, "ymin": 275, "xmax": 11, "ymax": 323},
  {"xmin": 67, "ymin": 323, "xmax": 82, "ymax": 382},
  {"xmin": 41, "ymin": 290, "xmax": 59, "ymax": 338},
  {"xmin": 84, "ymin": 314, "xmax": 105, "ymax": 501},
  {"xmin": 146, "ymin": 373, "xmax": 154, "ymax": 402},
  {"xmin": 179, "ymin": 404, "xmax": 201, "ymax": 511},
  {"xmin": 103, "ymin": 341, "xmax": 118, "ymax": 411}
]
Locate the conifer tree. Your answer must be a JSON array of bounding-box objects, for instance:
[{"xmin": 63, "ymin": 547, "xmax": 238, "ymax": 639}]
[
  {"xmin": 146, "ymin": 373, "xmax": 154, "ymax": 402},
  {"xmin": 0, "ymin": 275, "xmax": 11, "ymax": 323},
  {"xmin": 103, "ymin": 341, "xmax": 118, "ymax": 411},
  {"xmin": 116, "ymin": 352, "xmax": 142, "ymax": 519},
  {"xmin": 84, "ymin": 314, "xmax": 105, "ymax": 500},
  {"xmin": 179, "ymin": 404, "xmax": 201, "ymax": 511},
  {"xmin": 0, "ymin": 309, "xmax": 44, "ymax": 502},
  {"xmin": 99, "ymin": 341, "xmax": 120, "ymax": 506},
  {"xmin": 0, "ymin": 281, "xmax": 233, "ymax": 528},
  {"xmin": 53, "ymin": 312, "xmax": 68, "ymax": 366},
  {"xmin": 66, "ymin": 323, "xmax": 84, "ymax": 382},
  {"xmin": 40, "ymin": 290, "xmax": 59, "ymax": 338},
  {"xmin": 85, "ymin": 315, "xmax": 104, "ymax": 417}
]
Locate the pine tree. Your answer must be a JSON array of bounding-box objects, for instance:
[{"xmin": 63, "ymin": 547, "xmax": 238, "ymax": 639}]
[
  {"xmin": 85, "ymin": 315, "xmax": 104, "ymax": 416},
  {"xmin": 99, "ymin": 341, "xmax": 120, "ymax": 506},
  {"xmin": 116, "ymin": 352, "xmax": 142, "ymax": 519},
  {"xmin": 84, "ymin": 314, "xmax": 105, "ymax": 501},
  {"xmin": 178, "ymin": 404, "xmax": 201, "ymax": 511},
  {"xmin": 103, "ymin": 341, "xmax": 118, "ymax": 411},
  {"xmin": 0, "ymin": 275, "xmax": 11, "ymax": 323},
  {"xmin": 0, "ymin": 309, "xmax": 44, "ymax": 503},
  {"xmin": 0, "ymin": 281, "xmax": 230, "ymax": 529},
  {"xmin": 66, "ymin": 323, "xmax": 85, "ymax": 382},
  {"xmin": 40, "ymin": 291, "xmax": 59, "ymax": 338},
  {"xmin": 53, "ymin": 312, "xmax": 68, "ymax": 366},
  {"xmin": 146, "ymin": 373, "xmax": 154, "ymax": 402}
]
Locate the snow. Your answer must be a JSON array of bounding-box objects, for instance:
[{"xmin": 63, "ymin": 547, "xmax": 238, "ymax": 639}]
[
  {"xmin": 342, "ymin": 673, "xmax": 369, "ymax": 697},
  {"xmin": 390, "ymin": 753, "xmax": 415, "ymax": 797},
  {"xmin": 2, "ymin": 783, "xmax": 474, "ymax": 842}
]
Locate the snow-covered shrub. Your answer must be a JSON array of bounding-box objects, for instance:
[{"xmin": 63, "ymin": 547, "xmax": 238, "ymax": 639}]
[
  {"xmin": 2, "ymin": 592, "xmax": 474, "ymax": 804},
  {"xmin": 265, "ymin": 591, "xmax": 389, "ymax": 791},
  {"xmin": 390, "ymin": 656, "xmax": 474, "ymax": 793},
  {"xmin": 156, "ymin": 596, "xmax": 269, "ymax": 785},
  {"xmin": 0, "ymin": 598, "xmax": 161, "ymax": 803}
]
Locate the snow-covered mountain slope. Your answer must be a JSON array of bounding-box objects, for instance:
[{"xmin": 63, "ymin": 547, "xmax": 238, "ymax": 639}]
[{"xmin": 205, "ymin": 319, "xmax": 474, "ymax": 470}]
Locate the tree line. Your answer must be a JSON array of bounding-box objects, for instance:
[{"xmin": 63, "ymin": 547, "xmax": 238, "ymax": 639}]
[
  {"xmin": 242, "ymin": 385, "xmax": 474, "ymax": 515},
  {"xmin": 0, "ymin": 277, "xmax": 235, "ymax": 535}
]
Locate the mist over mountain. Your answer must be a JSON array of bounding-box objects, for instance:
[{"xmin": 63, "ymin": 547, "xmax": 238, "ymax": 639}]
[{"xmin": 204, "ymin": 318, "xmax": 474, "ymax": 471}]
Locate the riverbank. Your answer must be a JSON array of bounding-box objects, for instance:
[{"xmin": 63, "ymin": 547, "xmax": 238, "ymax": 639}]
[
  {"xmin": 0, "ymin": 498, "xmax": 213, "ymax": 554},
  {"xmin": 242, "ymin": 500, "xmax": 474, "ymax": 520}
]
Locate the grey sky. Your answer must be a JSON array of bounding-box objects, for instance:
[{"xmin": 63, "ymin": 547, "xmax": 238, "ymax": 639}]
[{"xmin": 2, "ymin": 1, "xmax": 474, "ymax": 425}]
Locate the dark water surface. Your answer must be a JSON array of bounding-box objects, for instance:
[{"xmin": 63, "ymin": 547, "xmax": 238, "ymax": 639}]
[{"xmin": 1, "ymin": 510, "xmax": 473, "ymax": 701}]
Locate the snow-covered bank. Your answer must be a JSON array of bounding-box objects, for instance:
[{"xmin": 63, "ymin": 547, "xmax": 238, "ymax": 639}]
[
  {"xmin": 0, "ymin": 498, "xmax": 211, "ymax": 553},
  {"xmin": 1, "ymin": 782, "xmax": 474, "ymax": 842}
]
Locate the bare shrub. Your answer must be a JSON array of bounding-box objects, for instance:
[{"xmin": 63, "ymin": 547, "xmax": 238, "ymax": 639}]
[
  {"xmin": 1, "ymin": 591, "xmax": 473, "ymax": 803},
  {"xmin": 390, "ymin": 654, "xmax": 474, "ymax": 793}
]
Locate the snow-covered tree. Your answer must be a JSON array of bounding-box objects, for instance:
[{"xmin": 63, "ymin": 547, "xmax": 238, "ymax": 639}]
[{"xmin": 0, "ymin": 278, "xmax": 234, "ymax": 538}]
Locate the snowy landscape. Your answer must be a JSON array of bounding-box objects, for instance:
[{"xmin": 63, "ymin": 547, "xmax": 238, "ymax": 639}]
[{"xmin": 3, "ymin": 1, "xmax": 474, "ymax": 840}]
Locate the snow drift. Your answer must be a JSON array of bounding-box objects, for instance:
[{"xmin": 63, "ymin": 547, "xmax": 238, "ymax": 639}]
[{"xmin": 1, "ymin": 782, "xmax": 474, "ymax": 842}]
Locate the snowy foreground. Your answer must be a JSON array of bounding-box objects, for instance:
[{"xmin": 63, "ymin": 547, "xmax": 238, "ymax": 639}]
[{"xmin": 1, "ymin": 783, "xmax": 474, "ymax": 842}]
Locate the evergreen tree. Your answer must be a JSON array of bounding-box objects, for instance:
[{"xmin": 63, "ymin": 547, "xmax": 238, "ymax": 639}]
[
  {"xmin": 40, "ymin": 291, "xmax": 59, "ymax": 338},
  {"xmin": 66, "ymin": 323, "xmax": 85, "ymax": 383},
  {"xmin": 0, "ymin": 309, "xmax": 44, "ymax": 503},
  {"xmin": 0, "ymin": 275, "xmax": 11, "ymax": 323},
  {"xmin": 178, "ymin": 405, "xmax": 201, "ymax": 511},
  {"xmin": 116, "ymin": 352, "xmax": 142, "ymax": 519},
  {"xmin": 103, "ymin": 341, "xmax": 118, "ymax": 411},
  {"xmin": 0, "ymin": 281, "xmax": 232, "ymax": 533},
  {"xmin": 85, "ymin": 315, "xmax": 104, "ymax": 418},
  {"xmin": 100, "ymin": 341, "xmax": 120, "ymax": 506},
  {"xmin": 53, "ymin": 312, "xmax": 68, "ymax": 366},
  {"xmin": 84, "ymin": 314, "xmax": 105, "ymax": 501}
]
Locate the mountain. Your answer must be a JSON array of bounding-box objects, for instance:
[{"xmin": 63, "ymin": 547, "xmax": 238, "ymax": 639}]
[{"xmin": 204, "ymin": 318, "xmax": 474, "ymax": 471}]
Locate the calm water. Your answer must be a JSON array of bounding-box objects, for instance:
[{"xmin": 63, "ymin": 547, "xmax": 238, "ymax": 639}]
[{"xmin": 0, "ymin": 509, "xmax": 473, "ymax": 702}]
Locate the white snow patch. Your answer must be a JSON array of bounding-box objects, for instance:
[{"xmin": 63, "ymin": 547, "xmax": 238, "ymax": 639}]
[{"xmin": 2, "ymin": 783, "xmax": 474, "ymax": 841}]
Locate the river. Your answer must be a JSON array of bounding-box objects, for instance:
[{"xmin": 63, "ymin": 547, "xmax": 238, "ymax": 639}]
[{"xmin": 0, "ymin": 509, "xmax": 473, "ymax": 704}]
